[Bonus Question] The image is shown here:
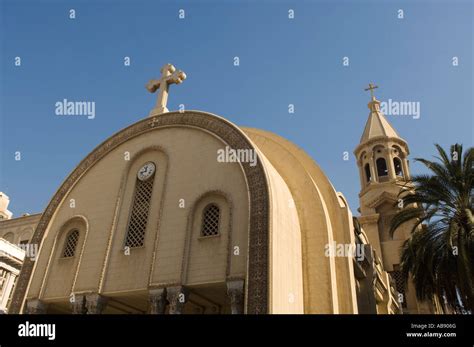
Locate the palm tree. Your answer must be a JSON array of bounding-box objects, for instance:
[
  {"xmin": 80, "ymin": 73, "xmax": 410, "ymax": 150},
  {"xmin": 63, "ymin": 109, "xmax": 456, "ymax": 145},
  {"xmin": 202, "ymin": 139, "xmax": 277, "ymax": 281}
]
[{"xmin": 390, "ymin": 144, "xmax": 473, "ymax": 312}]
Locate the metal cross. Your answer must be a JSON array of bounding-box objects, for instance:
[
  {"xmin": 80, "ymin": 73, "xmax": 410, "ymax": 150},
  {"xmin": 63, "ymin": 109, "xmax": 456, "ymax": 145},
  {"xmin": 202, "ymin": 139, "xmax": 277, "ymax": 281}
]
[{"xmin": 364, "ymin": 83, "xmax": 379, "ymax": 99}]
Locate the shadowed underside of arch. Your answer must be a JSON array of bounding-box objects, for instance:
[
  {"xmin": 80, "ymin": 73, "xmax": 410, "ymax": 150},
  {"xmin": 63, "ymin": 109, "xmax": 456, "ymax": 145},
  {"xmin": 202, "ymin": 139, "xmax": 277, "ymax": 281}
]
[{"xmin": 10, "ymin": 111, "xmax": 270, "ymax": 314}]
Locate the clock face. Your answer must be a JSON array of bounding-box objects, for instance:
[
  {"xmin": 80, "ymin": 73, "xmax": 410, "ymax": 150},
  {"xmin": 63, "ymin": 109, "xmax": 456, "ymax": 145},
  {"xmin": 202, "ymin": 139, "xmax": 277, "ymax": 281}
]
[{"xmin": 137, "ymin": 162, "xmax": 156, "ymax": 181}]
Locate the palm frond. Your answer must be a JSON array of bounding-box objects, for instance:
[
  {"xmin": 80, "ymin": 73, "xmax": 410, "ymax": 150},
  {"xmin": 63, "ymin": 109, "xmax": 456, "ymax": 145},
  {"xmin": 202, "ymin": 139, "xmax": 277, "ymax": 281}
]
[{"xmin": 389, "ymin": 144, "xmax": 474, "ymax": 312}]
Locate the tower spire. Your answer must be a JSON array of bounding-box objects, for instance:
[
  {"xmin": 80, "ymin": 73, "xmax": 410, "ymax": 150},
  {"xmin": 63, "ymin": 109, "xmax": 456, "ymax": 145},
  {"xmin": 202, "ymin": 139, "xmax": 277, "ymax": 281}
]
[{"xmin": 359, "ymin": 83, "xmax": 400, "ymax": 143}]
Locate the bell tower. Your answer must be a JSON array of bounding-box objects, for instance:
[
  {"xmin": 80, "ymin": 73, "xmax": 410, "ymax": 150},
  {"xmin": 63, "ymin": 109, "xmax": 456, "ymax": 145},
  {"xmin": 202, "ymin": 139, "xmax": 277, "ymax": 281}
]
[{"xmin": 354, "ymin": 84, "xmax": 425, "ymax": 313}]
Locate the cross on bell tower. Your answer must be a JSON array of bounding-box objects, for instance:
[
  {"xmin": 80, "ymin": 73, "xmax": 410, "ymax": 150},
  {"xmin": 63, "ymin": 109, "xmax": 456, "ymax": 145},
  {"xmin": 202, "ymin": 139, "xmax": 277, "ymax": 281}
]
[
  {"xmin": 146, "ymin": 63, "xmax": 186, "ymax": 116},
  {"xmin": 364, "ymin": 83, "xmax": 378, "ymax": 100}
]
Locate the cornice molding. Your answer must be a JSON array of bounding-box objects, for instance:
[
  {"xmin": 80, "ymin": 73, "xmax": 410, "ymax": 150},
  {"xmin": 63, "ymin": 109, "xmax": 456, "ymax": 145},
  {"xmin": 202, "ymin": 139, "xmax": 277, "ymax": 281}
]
[
  {"xmin": 0, "ymin": 214, "xmax": 42, "ymax": 227},
  {"xmin": 354, "ymin": 136, "xmax": 409, "ymax": 157},
  {"xmin": 364, "ymin": 191, "xmax": 398, "ymax": 209},
  {"xmin": 357, "ymin": 214, "xmax": 380, "ymax": 225}
]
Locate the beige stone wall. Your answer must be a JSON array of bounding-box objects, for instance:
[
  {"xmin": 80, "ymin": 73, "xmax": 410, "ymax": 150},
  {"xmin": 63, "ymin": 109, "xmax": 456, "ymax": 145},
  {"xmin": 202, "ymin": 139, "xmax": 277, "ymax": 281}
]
[
  {"xmin": 0, "ymin": 214, "xmax": 41, "ymax": 245},
  {"xmin": 184, "ymin": 192, "xmax": 231, "ymax": 285},
  {"xmin": 358, "ymin": 181, "xmax": 407, "ymax": 269},
  {"xmin": 41, "ymin": 217, "xmax": 88, "ymax": 299},
  {"xmin": 243, "ymin": 128, "xmax": 358, "ymax": 314},
  {"xmin": 334, "ymin": 192, "xmax": 359, "ymax": 313},
  {"xmin": 26, "ymin": 126, "xmax": 250, "ymax": 301},
  {"xmin": 260, "ymin": 152, "xmax": 304, "ymax": 314}
]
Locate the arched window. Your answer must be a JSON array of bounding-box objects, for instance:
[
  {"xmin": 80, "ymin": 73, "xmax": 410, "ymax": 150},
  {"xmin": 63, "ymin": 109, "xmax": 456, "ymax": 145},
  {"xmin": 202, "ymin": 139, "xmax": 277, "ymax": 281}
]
[
  {"xmin": 62, "ymin": 229, "xmax": 79, "ymax": 258},
  {"xmin": 376, "ymin": 158, "xmax": 388, "ymax": 177},
  {"xmin": 393, "ymin": 157, "xmax": 403, "ymax": 177},
  {"xmin": 125, "ymin": 162, "xmax": 156, "ymax": 248},
  {"xmin": 364, "ymin": 163, "xmax": 371, "ymax": 182},
  {"xmin": 19, "ymin": 229, "xmax": 32, "ymax": 246},
  {"xmin": 201, "ymin": 204, "xmax": 220, "ymax": 237}
]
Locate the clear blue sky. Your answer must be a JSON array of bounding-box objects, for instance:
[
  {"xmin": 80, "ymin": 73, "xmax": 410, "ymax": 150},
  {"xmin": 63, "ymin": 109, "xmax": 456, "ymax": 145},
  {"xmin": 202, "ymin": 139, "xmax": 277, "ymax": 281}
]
[{"xmin": 1, "ymin": 0, "xmax": 472, "ymax": 216}]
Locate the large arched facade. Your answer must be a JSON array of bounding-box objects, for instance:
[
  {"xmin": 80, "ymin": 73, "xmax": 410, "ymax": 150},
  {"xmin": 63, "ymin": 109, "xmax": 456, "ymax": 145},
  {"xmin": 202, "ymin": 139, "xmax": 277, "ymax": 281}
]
[{"xmin": 10, "ymin": 111, "xmax": 270, "ymax": 314}]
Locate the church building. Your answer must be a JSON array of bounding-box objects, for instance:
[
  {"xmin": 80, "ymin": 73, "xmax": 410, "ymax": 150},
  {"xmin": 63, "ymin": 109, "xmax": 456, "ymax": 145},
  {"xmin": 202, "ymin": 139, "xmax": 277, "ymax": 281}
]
[{"xmin": 0, "ymin": 65, "xmax": 434, "ymax": 314}]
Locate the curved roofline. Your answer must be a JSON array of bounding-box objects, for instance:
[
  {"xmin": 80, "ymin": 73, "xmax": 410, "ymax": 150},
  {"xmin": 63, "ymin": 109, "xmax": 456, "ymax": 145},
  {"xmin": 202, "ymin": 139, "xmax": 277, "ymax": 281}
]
[{"xmin": 241, "ymin": 127, "xmax": 341, "ymax": 196}]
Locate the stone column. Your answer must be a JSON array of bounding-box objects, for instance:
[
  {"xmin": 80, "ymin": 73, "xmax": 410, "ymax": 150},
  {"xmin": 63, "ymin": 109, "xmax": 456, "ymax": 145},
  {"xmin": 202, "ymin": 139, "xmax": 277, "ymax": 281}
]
[
  {"xmin": 166, "ymin": 286, "xmax": 188, "ymax": 314},
  {"xmin": 70, "ymin": 294, "xmax": 86, "ymax": 314},
  {"xmin": 402, "ymin": 158, "xmax": 410, "ymax": 180},
  {"xmin": 385, "ymin": 149, "xmax": 396, "ymax": 180},
  {"xmin": 25, "ymin": 299, "xmax": 48, "ymax": 314},
  {"xmin": 0, "ymin": 272, "xmax": 8, "ymax": 301},
  {"xmin": 85, "ymin": 293, "xmax": 108, "ymax": 314},
  {"xmin": 226, "ymin": 280, "xmax": 244, "ymax": 314},
  {"xmin": 357, "ymin": 161, "xmax": 365, "ymax": 189},
  {"xmin": 0, "ymin": 272, "xmax": 15, "ymax": 309},
  {"xmin": 369, "ymin": 152, "xmax": 378, "ymax": 183},
  {"xmin": 149, "ymin": 288, "xmax": 167, "ymax": 314}
]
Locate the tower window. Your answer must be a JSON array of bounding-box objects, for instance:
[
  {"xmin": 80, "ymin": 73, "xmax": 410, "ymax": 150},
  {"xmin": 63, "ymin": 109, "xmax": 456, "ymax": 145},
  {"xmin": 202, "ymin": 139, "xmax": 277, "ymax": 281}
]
[
  {"xmin": 376, "ymin": 158, "xmax": 388, "ymax": 177},
  {"xmin": 390, "ymin": 265, "xmax": 407, "ymax": 308},
  {"xmin": 364, "ymin": 163, "xmax": 371, "ymax": 182},
  {"xmin": 201, "ymin": 204, "xmax": 220, "ymax": 237},
  {"xmin": 125, "ymin": 165, "xmax": 155, "ymax": 248},
  {"xmin": 62, "ymin": 229, "xmax": 79, "ymax": 258},
  {"xmin": 393, "ymin": 157, "xmax": 403, "ymax": 177}
]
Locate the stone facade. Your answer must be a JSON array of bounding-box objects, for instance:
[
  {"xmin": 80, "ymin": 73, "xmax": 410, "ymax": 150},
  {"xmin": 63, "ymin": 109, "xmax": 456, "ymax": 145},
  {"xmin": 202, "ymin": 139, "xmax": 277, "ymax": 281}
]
[{"xmin": 0, "ymin": 94, "xmax": 434, "ymax": 314}]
